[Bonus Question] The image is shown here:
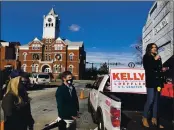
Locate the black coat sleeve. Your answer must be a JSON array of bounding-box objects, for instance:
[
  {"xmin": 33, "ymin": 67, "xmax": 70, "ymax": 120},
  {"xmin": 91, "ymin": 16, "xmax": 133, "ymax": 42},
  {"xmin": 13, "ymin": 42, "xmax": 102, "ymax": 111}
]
[
  {"xmin": 26, "ymin": 103, "xmax": 35, "ymax": 128},
  {"xmin": 73, "ymin": 87, "xmax": 79, "ymax": 112},
  {"xmin": 2, "ymin": 94, "xmax": 15, "ymax": 117},
  {"xmin": 55, "ymin": 87, "xmax": 64, "ymax": 118},
  {"xmin": 2, "ymin": 94, "xmax": 17, "ymax": 128}
]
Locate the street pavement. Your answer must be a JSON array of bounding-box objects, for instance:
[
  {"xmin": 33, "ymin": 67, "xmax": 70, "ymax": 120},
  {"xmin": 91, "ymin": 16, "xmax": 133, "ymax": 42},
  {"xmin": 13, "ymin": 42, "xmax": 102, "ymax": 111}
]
[{"xmin": 28, "ymin": 82, "xmax": 97, "ymax": 130}]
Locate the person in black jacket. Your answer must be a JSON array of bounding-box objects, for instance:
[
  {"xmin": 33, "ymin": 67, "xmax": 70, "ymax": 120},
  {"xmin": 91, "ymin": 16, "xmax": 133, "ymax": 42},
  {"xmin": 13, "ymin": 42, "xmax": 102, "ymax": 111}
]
[
  {"xmin": 56, "ymin": 71, "xmax": 79, "ymax": 130},
  {"xmin": 2, "ymin": 76, "xmax": 34, "ymax": 130},
  {"xmin": 142, "ymin": 43, "xmax": 165, "ymax": 128}
]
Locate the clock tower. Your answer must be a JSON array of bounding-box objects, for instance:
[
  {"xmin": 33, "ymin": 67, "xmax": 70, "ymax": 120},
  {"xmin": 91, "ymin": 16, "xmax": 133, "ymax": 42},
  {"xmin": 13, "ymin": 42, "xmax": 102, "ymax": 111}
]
[{"xmin": 42, "ymin": 8, "xmax": 60, "ymax": 39}]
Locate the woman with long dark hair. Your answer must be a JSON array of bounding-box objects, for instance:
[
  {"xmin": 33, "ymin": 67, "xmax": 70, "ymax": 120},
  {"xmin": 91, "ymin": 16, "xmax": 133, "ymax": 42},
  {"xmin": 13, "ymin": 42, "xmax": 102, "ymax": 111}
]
[
  {"xmin": 142, "ymin": 43, "xmax": 165, "ymax": 128},
  {"xmin": 2, "ymin": 76, "xmax": 34, "ymax": 130}
]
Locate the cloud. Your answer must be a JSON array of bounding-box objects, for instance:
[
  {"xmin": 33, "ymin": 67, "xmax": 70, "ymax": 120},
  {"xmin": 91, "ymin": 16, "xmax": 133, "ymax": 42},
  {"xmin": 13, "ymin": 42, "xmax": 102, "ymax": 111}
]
[
  {"xmin": 86, "ymin": 51, "xmax": 138, "ymax": 68},
  {"xmin": 92, "ymin": 47, "xmax": 97, "ymax": 49},
  {"xmin": 69, "ymin": 24, "xmax": 80, "ymax": 32}
]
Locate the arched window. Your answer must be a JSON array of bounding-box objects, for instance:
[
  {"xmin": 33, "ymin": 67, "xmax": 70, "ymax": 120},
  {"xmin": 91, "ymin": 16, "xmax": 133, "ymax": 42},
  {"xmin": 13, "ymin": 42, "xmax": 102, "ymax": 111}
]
[
  {"xmin": 31, "ymin": 64, "xmax": 35, "ymax": 72},
  {"xmin": 54, "ymin": 65, "xmax": 58, "ymax": 73},
  {"xmin": 23, "ymin": 52, "xmax": 27, "ymax": 61},
  {"xmin": 46, "ymin": 23, "xmax": 48, "ymax": 27},
  {"xmin": 35, "ymin": 64, "xmax": 39, "ymax": 72},
  {"xmin": 68, "ymin": 65, "xmax": 73, "ymax": 73},
  {"xmin": 51, "ymin": 23, "xmax": 53, "ymax": 27},
  {"xmin": 22, "ymin": 64, "xmax": 27, "ymax": 72},
  {"xmin": 49, "ymin": 54, "xmax": 51, "ymax": 61},
  {"xmin": 69, "ymin": 53, "xmax": 74, "ymax": 61},
  {"xmin": 49, "ymin": 23, "xmax": 50, "ymax": 27}
]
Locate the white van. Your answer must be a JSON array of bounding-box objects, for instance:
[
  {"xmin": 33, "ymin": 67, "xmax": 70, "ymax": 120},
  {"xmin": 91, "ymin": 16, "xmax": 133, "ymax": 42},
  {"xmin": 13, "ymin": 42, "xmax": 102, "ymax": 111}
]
[{"xmin": 29, "ymin": 73, "xmax": 51, "ymax": 87}]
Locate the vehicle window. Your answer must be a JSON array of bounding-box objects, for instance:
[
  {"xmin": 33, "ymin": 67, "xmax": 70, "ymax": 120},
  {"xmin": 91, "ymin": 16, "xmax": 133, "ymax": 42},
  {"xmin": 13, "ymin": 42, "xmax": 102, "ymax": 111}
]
[
  {"xmin": 93, "ymin": 78, "xmax": 100, "ymax": 88},
  {"xmin": 38, "ymin": 74, "xmax": 49, "ymax": 79},
  {"xmin": 94, "ymin": 76, "xmax": 104, "ymax": 90},
  {"xmin": 33, "ymin": 74, "xmax": 37, "ymax": 78},
  {"xmin": 103, "ymin": 78, "xmax": 110, "ymax": 91}
]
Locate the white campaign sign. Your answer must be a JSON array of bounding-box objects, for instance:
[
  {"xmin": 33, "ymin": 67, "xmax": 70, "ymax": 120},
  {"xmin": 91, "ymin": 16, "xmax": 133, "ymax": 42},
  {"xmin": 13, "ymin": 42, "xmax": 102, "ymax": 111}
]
[{"xmin": 110, "ymin": 68, "xmax": 147, "ymax": 94}]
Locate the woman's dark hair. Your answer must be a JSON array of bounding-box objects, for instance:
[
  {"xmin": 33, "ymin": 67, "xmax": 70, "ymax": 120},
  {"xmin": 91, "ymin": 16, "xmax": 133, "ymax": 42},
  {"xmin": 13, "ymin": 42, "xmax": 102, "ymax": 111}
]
[
  {"xmin": 61, "ymin": 71, "xmax": 72, "ymax": 79},
  {"xmin": 145, "ymin": 43, "xmax": 158, "ymax": 55}
]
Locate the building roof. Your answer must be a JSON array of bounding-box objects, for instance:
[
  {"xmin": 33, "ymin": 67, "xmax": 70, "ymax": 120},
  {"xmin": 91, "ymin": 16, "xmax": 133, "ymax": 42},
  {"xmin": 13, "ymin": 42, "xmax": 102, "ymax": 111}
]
[
  {"xmin": 48, "ymin": 8, "xmax": 58, "ymax": 17},
  {"xmin": 64, "ymin": 39, "xmax": 83, "ymax": 47},
  {"xmin": 0, "ymin": 40, "xmax": 6, "ymax": 42}
]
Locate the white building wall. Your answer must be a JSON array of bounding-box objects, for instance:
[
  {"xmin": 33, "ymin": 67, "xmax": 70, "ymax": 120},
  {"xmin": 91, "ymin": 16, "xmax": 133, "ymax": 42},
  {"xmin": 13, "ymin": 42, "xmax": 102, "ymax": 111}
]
[
  {"xmin": 142, "ymin": 1, "xmax": 174, "ymax": 64},
  {"xmin": 42, "ymin": 14, "xmax": 58, "ymax": 39}
]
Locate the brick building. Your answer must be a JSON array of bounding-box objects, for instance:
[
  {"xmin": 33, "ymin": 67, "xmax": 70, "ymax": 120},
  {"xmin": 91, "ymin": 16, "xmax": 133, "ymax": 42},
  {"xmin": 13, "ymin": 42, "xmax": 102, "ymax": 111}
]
[
  {"xmin": 18, "ymin": 8, "xmax": 86, "ymax": 80},
  {"xmin": 0, "ymin": 40, "xmax": 20, "ymax": 70}
]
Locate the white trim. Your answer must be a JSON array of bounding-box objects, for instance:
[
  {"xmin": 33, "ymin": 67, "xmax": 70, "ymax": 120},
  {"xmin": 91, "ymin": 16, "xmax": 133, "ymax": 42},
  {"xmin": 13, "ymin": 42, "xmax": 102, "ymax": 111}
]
[
  {"xmin": 19, "ymin": 46, "xmax": 29, "ymax": 50},
  {"xmin": 69, "ymin": 53, "xmax": 74, "ymax": 56},
  {"xmin": 69, "ymin": 65, "xmax": 74, "ymax": 68},
  {"xmin": 68, "ymin": 46, "xmax": 79, "ymax": 50},
  {"xmin": 4, "ymin": 65, "xmax": 12, "ymax": 67},
  {"xmin": 22, "ymin": 52, "xmax": 27, "ymax": 55},
  {"xmin": 1, "ymin": 42, "xmax": 9, "ymax": 47}
]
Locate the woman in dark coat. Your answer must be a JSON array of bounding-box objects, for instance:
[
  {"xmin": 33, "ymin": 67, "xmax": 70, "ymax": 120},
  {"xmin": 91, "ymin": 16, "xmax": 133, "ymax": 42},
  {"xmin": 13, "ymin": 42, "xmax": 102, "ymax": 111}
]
[
  {"xmin": 142, "ymin": 43, "xmax": 164, "ymax": 128},
  {"xmin": 2, "ymin": 76, "xmax": 34, "ymax": 130}
]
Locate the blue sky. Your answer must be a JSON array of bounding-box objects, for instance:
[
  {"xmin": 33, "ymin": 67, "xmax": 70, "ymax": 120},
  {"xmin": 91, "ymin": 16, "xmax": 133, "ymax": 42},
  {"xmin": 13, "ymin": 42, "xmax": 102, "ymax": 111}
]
[{"xmin": 1, "ymin": 1, "xmax": 153, "ymax": 68}]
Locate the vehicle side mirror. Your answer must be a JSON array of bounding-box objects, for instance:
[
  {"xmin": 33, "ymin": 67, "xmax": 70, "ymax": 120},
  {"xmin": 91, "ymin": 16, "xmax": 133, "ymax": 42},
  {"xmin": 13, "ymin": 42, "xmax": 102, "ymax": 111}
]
[{"xmin": 86, "ymin": 83, "xmax": 93, "ymax": 88}]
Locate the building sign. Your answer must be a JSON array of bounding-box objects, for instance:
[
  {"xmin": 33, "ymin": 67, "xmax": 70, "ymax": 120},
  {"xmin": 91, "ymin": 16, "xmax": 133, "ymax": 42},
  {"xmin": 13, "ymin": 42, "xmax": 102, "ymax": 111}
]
[
  {"xmin": 154, "ymin": 13, "xmax": 169, "ymax": 35},
  {"xmin": 110, "ymin": 68, "xmax": 146, "ymax": 94}
]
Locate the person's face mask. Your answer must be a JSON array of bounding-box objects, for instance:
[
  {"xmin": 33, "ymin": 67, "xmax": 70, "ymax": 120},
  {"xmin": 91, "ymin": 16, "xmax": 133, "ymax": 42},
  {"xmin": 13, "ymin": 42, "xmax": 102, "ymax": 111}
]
[
  {"xmin": 66, "ymin": 79, "xmax": 73, "ymax": 85},
  {"xmin": 66, "ymin": 75, "xmax": 73, "ymax": 85}
]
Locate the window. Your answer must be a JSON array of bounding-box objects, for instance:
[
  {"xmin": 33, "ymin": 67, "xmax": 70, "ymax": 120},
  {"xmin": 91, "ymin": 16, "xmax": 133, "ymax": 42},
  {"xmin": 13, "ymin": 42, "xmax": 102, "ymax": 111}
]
[
  {"xmin": 22, "ymin": 64, "xmax": 27, "ymax": 72},
  {"xmin": 58, "ymin": 65, "xmax": 61, "ymax": 72},
  {"xmin": 49, "ymin": 45, "xmax": 51, "ymax": 50},
  {"xmin": 93, "ymin": 76, "xmax": 104, "ymax": 90},
  {"xmin": 32, "ymin": 64, "xmax": 35, "ymax": 72},
  {"xmin": 38, "ymin": 74, "xmax": 49, "ymax": 79},
  {"xmin": 54, "ymin": 44, "xmax": 63, "ymax": 50},
  {"xmin": 51, "ymin": 23, "xmax": 53, "ymax": 27},
  {"xmin": 150, "ymin": 3, "xmax": 157, "ymax": 16},
  {"xmin": 68, "ymin": 65, "xmax": 73, "ymax": 73},
  {"xmin": 104, "ymin": 78, "xmax": 111, "ymax": 91},
  {"xmin": 48, "ymin": 54, "xmax": 51, "ymax": 61},
  {"xmin": 32, "ymin": 44, "xmax": 40, "ymax": 50},
  {"xmin": 23, "ymin": 52, "xmax": 27, "ymax": 61},
  {"xmin": 32, "ymin": 44, "xmax": 35, "ymax": 50},
  {"xmin": 35, "ymin": 65, "xmax": 39, "ymax": 72},
  {"xmin": 54, "ymin": 65, "xmax": 58, "ymax": 73},
  {"xmin": 54, "ymin": 65, "xmax": 61, "ymax": 73},
  {"xmin": 46, "ymin": 39, "xmax": 48, "ymax": 43},
  {"xmin": 45, "ymin": 46, "xmax": 48, "ymax": 50},
  {"xmin": 36, "ymin": 44, "xmax": 40, "ymax": 50},
  {"xmin": 69, "ymin": 53, "xmax": 74, "ymax": 61},
  {"xmin": 49, "ymin": 39, "xmax": 52, "ymax": 43},
  {"xmin": 45, "ymin": 54, "xmax": 48, "ymax": 61}
]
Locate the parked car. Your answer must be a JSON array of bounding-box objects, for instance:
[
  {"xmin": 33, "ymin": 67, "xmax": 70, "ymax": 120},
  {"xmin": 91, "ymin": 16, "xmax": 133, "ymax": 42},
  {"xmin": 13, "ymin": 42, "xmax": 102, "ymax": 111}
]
[{"xmin": 29, "ymin": 73, "xmax": 51, "ymax": 87}]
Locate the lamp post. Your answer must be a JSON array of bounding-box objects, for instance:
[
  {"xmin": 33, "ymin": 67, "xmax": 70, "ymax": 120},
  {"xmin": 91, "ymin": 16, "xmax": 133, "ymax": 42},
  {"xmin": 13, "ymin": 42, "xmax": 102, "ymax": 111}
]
[{"xmin": 86, "ymin": 62, "xmax": 93, "ymax": 72}]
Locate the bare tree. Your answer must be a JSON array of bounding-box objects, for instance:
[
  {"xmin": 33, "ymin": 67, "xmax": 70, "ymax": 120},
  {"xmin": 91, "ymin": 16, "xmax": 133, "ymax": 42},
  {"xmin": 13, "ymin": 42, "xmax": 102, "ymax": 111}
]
[{"xmin": 131, "ymin": 37, "xmax": 143, "ymax": 65}]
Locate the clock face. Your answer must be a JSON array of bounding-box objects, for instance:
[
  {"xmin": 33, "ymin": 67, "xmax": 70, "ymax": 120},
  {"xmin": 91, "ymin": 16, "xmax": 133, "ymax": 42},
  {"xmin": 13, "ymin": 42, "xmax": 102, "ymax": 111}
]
[{"xmin": 48, "ymin": 18, "xmax": 52, "ymax": 22}]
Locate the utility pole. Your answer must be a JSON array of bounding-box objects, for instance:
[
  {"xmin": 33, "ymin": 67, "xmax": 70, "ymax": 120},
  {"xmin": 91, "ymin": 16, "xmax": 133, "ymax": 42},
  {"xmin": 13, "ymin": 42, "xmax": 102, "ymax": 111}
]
[{"xmin": 107, "ymin": 59, "xmax": 110, "ymax": 73}]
